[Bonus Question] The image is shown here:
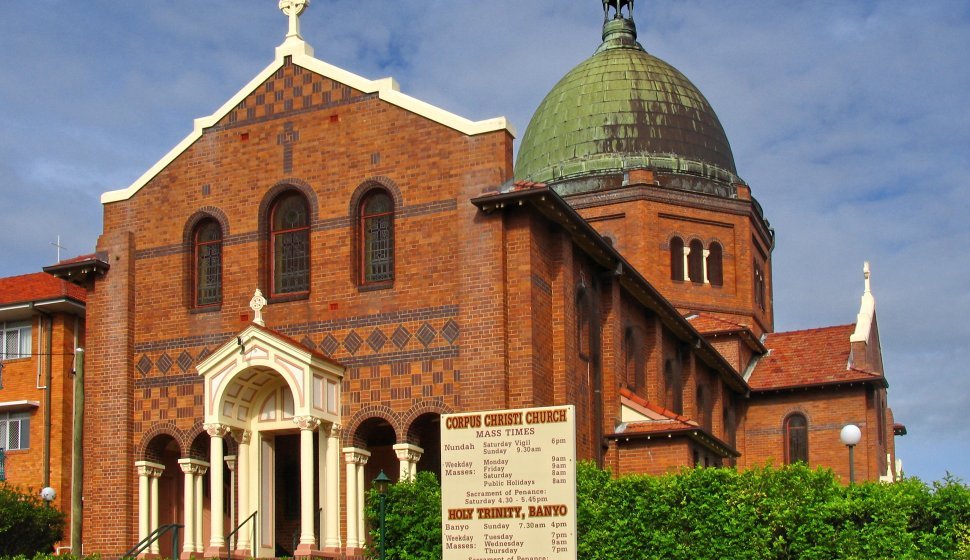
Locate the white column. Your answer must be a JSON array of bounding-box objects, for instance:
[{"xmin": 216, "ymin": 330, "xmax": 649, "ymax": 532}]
[
  {"xmin": 178, "ymin": 460, "xmax": 196, "ymax": 558},
  {"xmin": 393, "ymin": 443, "xmax": 424, "ymax": 481},
  {"xmin": 135, "ymin": 461, "xmax": 159, "ymax": 552},
  {"xmin": 149, "ymin": 466, "xmax": 162, "ymax": 555},
  {"xmin": 205, "ymin": 423, "xmax": 231, "ymax": 556},
  {"xmin": 323, "ymin": 425, "xmax": 341, "ymax": 550},
  {"xmin": 343, "ymin": 447, "xmax": 370, "ymax": 550},
  {"xmin": 682, "ymin": 246, "xmax": 691, "ymax": 281},
  {"xmin": 295, "ymin": 416, "xmax": 322, "ymax": 553},
  {"xmin": 233, "ymin": 430, "xmax": 252, "ymax": 554},
  {"xmin": 225, "ymin": 454, "xmax": 237, "ymax": 550},
  {"xmin": 195, "ymin": 463, "xmax": 207, "ymax": 553},
  {"xmin": 702, "ymin": 248, "xmax": 711, "ymax": 284}
]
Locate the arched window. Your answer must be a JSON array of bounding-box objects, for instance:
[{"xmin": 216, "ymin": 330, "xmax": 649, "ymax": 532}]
[
  {"xmin": 359, "ymin": 190, "xmax": 395, "ymax": 285},
  {"xmin": 754, "ymin": 262, "xmax": 766, "ymax": 310},
  {"xmin": 664, "ymin": 358, "xmax": 682, "ymax": 413},
  {"xmin": 688, "ymin": 239, "xmax": 704, "ymax": 283},
  {"xmin": 577, "ymin": 289, "xmax": 591, "ymax": 361},
  {"xmin": 696, "ymin": 385, "xmax": 709, "ymax": 429},
  {"xmin": 670, "ymin": 237, "xmax": 685, "ymax": 281},
  {"xmin": 707, "ymin": 242, "xmax": 723, "ymax": 287},
  {"xmin": 785, "ymin": 413, "xmax": 808, "ymax": 464},
  {"xmin": 623, "ymin": 327, "xmax": 644, "ymax": 391},
  {"xmin": 193, "ymin": 219, "xmax": 223, "ymax": 307},
  {"xmin": 270, "ymin": 192, "xmax": 310, "ymax": 296}
]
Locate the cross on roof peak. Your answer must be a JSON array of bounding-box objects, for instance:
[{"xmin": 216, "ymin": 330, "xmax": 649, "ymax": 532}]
[{"xmin": 279, "ymin": 0, "xmax": 310, "ymax": 41}]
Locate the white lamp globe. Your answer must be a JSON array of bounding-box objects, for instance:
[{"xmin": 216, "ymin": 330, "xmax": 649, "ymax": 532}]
[
  {"xmin": 840, "ymin": 424, "xmax": 862, "ymax": 446},
  {"xmin": 40, "ymin": 487, "xmax": 56, "ymax": 502}
]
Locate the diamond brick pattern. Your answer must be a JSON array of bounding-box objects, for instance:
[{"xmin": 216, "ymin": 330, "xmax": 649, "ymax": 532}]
[
  {"xmin": 156, "ymin": 353, "xmax": 173, "ymax": 374},
  {"xmin": 197, "ymin": 347, "xmax": 212, "ymax": 362},
  {"xmin": 176, "ymin": 350, "xmax": 193, "ymax": 373},
  {"xmin": 391, "ymin": 325, "xmax": 411, "ymax": 349},
  {"xmin": 343, "ymin": 330, "xmax": 363, "ymax": 355},
  {"xmin": 320, "ymin": 334, "xmax": 339, "ymax": 356},
  {"xmin": 367, "ymin": 328, "xmax": 387, "ymax": 352},
  {"xmin": 416, "ymin": 322, "xmax": 437, "ymax": 348},
  {"xmin": 300, "ymin": 336, "xmax": 316, "ymax": 351},
  {"xmin": 441, "ymin": 319, "xmax": 460, "ymax": 344},
  {"xmin": 136, "ymin": 355, "xmax": 153, "ymax": 376}
]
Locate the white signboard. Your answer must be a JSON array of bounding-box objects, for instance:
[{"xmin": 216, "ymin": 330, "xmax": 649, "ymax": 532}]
[{"xmin": 440, "ymin": 405, "xmax": 577, "ymax": 560}]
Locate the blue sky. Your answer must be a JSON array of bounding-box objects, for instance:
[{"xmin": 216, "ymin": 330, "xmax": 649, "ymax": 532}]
[{"xmin": 1, "ymin": 1, "xmax": 968, "ymax": 482}]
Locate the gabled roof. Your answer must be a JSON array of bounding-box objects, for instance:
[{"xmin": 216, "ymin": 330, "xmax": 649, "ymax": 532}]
[
  {"xmin": 0, "ymin": 272, "xmax": 86, "ymax": 306},
  {"xmin": 749, "ymin": 324, "xmax": 885, "ymax": 391},
  {"xmin": 610, "ymin": 389, "xmax": 739, "ymax": 457},
  {"xmin": 687, "ymin": 313, "xmax": 767, "ymax": 353},
  {"xmin": 101, "ymin": 34, "xmax": 513, "ymax": 204}
]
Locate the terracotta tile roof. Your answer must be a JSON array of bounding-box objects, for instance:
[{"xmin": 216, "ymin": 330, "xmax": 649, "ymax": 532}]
[
  {"xmin": 619, "ymin": 387, "xmax": 695, "ymax": 424},
  {"xmin": 612, "ymin": 390, "xmax": 739, "ymax": 457},
  {"xmin": 687, "ymin": 313, "xmax": 750, "ymax": 334},
  {"xmin": 0, "ymin": 272, "xmax": 86, "ymax": 305},
  {"xmin": 749, "ymin": 324, "xmax": 883, "ymax": 390}
]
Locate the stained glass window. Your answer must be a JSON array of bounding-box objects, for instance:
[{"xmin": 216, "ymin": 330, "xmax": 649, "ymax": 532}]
[{"xmin": 272, "ymin": 193, "xmax": 310, "ymax": 295}]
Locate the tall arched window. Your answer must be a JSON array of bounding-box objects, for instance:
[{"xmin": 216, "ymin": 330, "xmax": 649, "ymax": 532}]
[
  {"xmin": 193, "ymin": 219, "xmax": 222, "ymax": 307},
  {"xmin": 785, "ymin": 413, "xmax": 808, "ymax": 464},
  {"xmin": 670, "ymin": 237, "xmax": 685, "ymax": 281},
  {"xmin": 688, "ymin": 239, "xmax": 704, "ymax": 283},
  {"xmin": 359, "ymin": 190, "xmax": 395, "ymax": 285},
  {"xmin": 270, "ymin": 192, "xmax": 310, "ymax": 296},
  {"xmin": 707, "ymin": 242, "xmax": 723, "ymax": 286},
  {"xmin": 577, "ymin": 289, "xmax": 591, "ymax": 361},
  {"xmin": 754, "ymin": 262, "xmax": 766, "ymax": 310},
  {"xmin": 664, "ymin": 358, "xmax": 682, "ymax": 413},
  {"xmin": 623, "ymin": 327, "xmax": 644, "ymax": 391}
]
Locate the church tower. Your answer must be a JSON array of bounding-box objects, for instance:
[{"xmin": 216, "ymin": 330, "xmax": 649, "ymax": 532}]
[{"xmin": 516, "ymin": 1, "xmax": 775, "ymax": 336}]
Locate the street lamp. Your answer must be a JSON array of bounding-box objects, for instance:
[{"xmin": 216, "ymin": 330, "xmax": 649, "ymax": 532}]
[
  {"xmin": 40, "ymin": 487, "xmax": 56, "ymax": 506},
  {"xmin": 373, "ymin": 470, "xmax": 391, "ymax": 560},
  {"xmin": 840, "ymin": 424, "xmax": 862, "ymax": 484}
]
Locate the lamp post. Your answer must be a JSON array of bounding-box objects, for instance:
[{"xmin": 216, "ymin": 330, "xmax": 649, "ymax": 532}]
[
  {"xmin": 840, "ymin": 424, "xmax": 862, "ymax": 484},
  {"xmin": 40, "ymin": 487, "xmax": 56, "ymax": 507},
  {"xmin": 373, "ymin": 470, "xmax": 390, "ymax": 560}
]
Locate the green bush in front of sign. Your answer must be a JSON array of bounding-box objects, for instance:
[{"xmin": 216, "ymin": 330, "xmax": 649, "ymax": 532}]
[
  {"xmin": 0, "ymin": 483, "xmax": 66, "ymax": 556},
  {"xmin": 364, "ymin": 463, "xmax": 970, "ymax": 559}
]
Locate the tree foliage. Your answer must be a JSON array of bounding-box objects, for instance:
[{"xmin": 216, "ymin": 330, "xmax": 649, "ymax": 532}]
[
  {"xmin": 364, "ymin": 464, "xmax": 970, "ymax": 560},
  {"xmin": 0, "ymin": 483, "xmax": 65, "ymax": 556}
]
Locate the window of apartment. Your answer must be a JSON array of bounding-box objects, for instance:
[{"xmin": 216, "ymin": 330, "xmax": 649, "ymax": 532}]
[
  {"xmin": 784, "ymin": 413, "xmax": 808, "ymax": 464},
  {"xmin": 358, "ymin": 189, "xmax": 395, "ymax": 285},
  {"xmin": 707, "ymin": 242, "xmax": 723, "ymax": 286},
  {"xmin": 0, "ymin": 411, "xmax": 30, "ymax": 450},
  {"xmin": 270, "ymin": 192, "xmax": 310, "ymax": 296},
  {"xmin": 670, "ymin": 237, "xmax": 685, "ymax": 281},
  {"xmin": 1, "ymin": 321, "xmax": 31, "ymax": 360},
  {"xmin": 194, "ymin": 219, "xmax": 223, "ymax": 307}
]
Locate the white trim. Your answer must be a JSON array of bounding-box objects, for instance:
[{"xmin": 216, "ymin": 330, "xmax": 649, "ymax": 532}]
[
  {"xmin": 101, "ymin": 38, "xmax": 513, "ymax": 204},
  {"xmin": 0, "ymin": 400, "xmax": 41, "ymax": 411}
]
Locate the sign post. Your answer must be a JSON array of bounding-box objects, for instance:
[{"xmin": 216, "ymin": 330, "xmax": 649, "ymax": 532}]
[{"xmin": 441, "ymin": 405, "xmax": 577, "ymax": 560}]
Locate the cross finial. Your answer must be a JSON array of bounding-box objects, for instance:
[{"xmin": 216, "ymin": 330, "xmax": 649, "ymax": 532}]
[
  {"xmin": 279, "ymin": 0, "xmax": 310, "ymax": 40},
  {"xmin": 250, "ymin": 289, "xmax": 267, "ymax": 326},
  {"xmin": 863, "ymin": 261, "xmax": 871, "ymax": 295},
  {"xmin": 50, "ymin": 235, "xmax": 67, "ymax": 263}
]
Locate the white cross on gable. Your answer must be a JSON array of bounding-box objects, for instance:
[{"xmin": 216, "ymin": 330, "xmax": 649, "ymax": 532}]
[{"xmin": 279, "ymin": 0, "xmax": 309, "ymax": 40}]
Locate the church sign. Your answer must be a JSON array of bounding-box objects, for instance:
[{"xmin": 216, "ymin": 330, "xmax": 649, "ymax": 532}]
[{"xmin": 441, "ymin": 406, "xmax": 577, "ymax": 560}]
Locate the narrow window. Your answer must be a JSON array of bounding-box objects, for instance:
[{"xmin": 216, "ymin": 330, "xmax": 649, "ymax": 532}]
[
  {"xmin": 707, "ymin": 242, "xmax": 723, "ymax": 286},
  {"xmin": 664, "ymin": 359, "xmax": 682, "ymax": 413},
  {"xmin": 754, "ymin": 262, "xmax": 765, "ymax": 310},
  {"xmin": 0, "ymin": 321, "xmax": 31, "ymax": 359},
  {"xmin": 623, "ymin": 328, "xmax": 643, "ymax": 390},
  {"xmin": 271, "ymin": 192, "xmax": 310, "ymax": 295},
  {"xmin": 577, "ymin": 290, "xmax": 591, "ymax": 361},
  {"xmin": 194, "ymin": 219, "xmax": 223, "ymax": 307},
  {"xmin": 785, "ymin": 413, "xmax": 808, "ymax": 464},
  {"xmin": 688, "ymin": 240, "xmax": 704, "ymax": 283},
  {"xmin": 359, "ymin": 190, "xmax": 394, "ymax": 284},
  {"xmin": 670, "ymin": 237, "xmax": 685, "ymax": 281}
]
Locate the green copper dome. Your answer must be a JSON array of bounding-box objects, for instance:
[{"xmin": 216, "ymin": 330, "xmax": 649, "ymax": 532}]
[{"xmin": 515, "ymin": 14, "xmax": 738, "ymax": 187}]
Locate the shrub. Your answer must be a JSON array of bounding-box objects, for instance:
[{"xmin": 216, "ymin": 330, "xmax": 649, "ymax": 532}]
[{"xmin": 0, "ymin": 483, "xmax": 66, "ymax": 556}]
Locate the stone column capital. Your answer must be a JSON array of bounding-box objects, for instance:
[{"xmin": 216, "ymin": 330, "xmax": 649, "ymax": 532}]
[
  {"xmin": 178, "ymin": 458, "xmax": 210, "ymax": 476},
  {"xmin": 327, "ymin": 423, "xmax": 342, "ymax": 439},
  {"xmin": 204, "ymin": 423, "xmax": 232, "ymax": 438},
  {"xmin": 225, "ymin": 455, "xmax": 237, "ymax": 472},
  {"xmin": 343, "ymin": 447, "xmax": 371, "ymax": 465},
  {"xmin": 294, "ymin": 415, "xmax": 322, "ymax": 431},
  {"xmin": 393, "ymin": 443, "xmax": 424, "ymax": 463},
  {"xmin": 231, "ymin": 429, "xmax": 253, "ymax": 445},
  {"xmin": 135, "ymin": 460, "xmax": 165, "ymax": 478}
]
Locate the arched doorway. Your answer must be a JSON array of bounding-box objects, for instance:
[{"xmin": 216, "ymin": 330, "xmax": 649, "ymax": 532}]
[{"xmin": 409, "ymin": 413, "xmax": 441, "ymax": 480}]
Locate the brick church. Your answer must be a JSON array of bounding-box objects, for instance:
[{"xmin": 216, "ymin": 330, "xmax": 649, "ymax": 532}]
[{"xmin": 27, "ymin": 0, "xmax": 905, "ymax": 557}]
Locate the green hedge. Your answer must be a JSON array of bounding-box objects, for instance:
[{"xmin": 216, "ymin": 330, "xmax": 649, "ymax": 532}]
[
  {"xmin": 366, "ymin": 463, "xmax": 970, "ymax": 560},
  {"xmin": 0, "ymin": 483, "xmax": 65, "ymax": 557}
]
